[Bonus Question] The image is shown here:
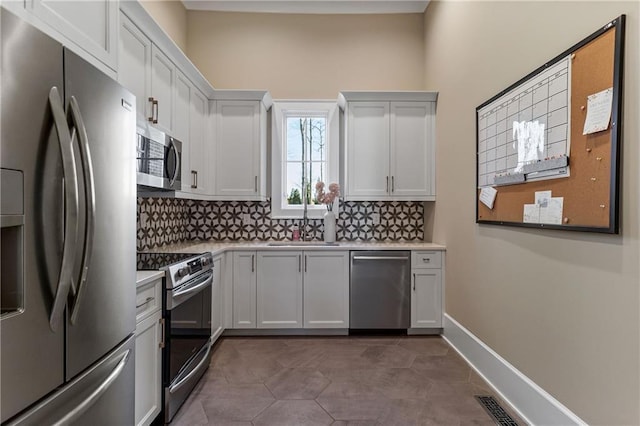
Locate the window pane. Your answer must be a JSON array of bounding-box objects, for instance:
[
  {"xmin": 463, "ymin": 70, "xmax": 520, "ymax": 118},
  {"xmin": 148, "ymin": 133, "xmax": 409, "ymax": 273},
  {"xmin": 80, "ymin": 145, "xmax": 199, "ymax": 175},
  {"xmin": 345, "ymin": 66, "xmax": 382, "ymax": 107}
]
[
  {"xmin": 285, "ymin": 162, "xmax": 303, "ymax": 205},
  {"xmin": 286, "ymin": 117, "xmax": 303, "ymax": 161},
  {"xmin": 309, "ymin": 118, "xmax": 326, "ymax": 161}
]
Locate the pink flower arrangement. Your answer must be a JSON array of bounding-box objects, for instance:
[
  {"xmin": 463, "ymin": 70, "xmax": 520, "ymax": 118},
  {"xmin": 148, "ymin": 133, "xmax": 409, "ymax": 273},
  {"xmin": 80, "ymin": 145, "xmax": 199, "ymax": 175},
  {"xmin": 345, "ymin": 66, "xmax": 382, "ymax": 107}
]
[{"xmin": 315, "ymin": 181, "xmax": 340, "ymax": 211}]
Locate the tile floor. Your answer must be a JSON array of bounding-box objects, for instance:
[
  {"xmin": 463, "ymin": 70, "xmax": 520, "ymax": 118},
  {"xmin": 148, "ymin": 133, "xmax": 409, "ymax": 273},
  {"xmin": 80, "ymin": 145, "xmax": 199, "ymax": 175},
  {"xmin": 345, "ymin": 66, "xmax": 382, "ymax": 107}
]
[{"xmin": 172, "ymin": 336, "xmax": 525, "ymax": 426}]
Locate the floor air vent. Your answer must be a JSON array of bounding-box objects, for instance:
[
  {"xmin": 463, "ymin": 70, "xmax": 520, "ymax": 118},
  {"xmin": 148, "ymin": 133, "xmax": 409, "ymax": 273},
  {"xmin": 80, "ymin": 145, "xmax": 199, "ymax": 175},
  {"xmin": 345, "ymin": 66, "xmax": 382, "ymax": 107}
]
[{"xmin": 475, "ymin": 395, "xmax": 519, "ymax": 426}]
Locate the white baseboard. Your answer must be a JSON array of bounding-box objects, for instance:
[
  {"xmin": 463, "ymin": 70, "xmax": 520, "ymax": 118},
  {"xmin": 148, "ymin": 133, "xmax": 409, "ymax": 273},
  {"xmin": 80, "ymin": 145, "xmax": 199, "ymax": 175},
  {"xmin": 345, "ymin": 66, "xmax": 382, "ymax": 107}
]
[{"xmin": 442, "ymin": 313, "xmax": 586, "ymax": 426}]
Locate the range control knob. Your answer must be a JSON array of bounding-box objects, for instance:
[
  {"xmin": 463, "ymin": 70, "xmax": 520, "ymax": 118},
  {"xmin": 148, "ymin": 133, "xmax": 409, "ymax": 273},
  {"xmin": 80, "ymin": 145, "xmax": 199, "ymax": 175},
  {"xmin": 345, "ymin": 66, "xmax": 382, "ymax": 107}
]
[
  {"xmin": 176, "ymin": 266, "xmax": 190, "ymax": 278},
  {"xmin": 201, "ymin": 257, "xmax": 212, "ymax": 266}
]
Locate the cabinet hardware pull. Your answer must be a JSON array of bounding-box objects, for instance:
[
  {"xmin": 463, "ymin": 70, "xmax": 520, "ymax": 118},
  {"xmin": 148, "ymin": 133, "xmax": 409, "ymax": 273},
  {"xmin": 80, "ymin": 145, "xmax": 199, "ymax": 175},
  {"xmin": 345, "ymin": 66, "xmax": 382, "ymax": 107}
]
[
  {"xmin": 251, "ymin": 254, "xmax": 255, "ymax": 272},
  {"xmin": 386, "ymin": 176, "xmax": 389, "ymax": 192},
  {"xmin": 254, "ymin": 176, "xmax": 258, "ymax": 192},
  {"xmin": 136, "ymin": 296, "xmax": 154, "ymax": 309},
  {"xmin": 304, "ymin": 255, "xmax": 307, "ymax": 273},
  {"xmin": 413, "ymin": 273, "xmax": 416, "ymax": 291},
  {"xmin": 391, "ymin": 176, "xmax": 395, "ymax": 192},
  {"xmin": 159, "ymin": 318, "xmax": 165, "ymax": 348},
  {"xmin": 298, "ymin": 255, "xmax": 301, "ymax": 272},
  {"xmin": 423, "ymin": 258, "xmax": 430, "ymax": 263},
  {"xmin": 148, "ymin": 97, "xmax": 158, "ymax": 124},
  {"xmin": 191, "ymin": 170, "xmax": 197, "ymax": 189}
]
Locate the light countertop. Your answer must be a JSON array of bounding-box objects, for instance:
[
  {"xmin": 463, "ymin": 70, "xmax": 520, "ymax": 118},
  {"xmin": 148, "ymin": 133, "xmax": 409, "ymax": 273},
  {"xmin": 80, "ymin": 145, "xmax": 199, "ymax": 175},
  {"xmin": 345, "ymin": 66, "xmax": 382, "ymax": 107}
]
[
  {"xmin": 142, "ymin": 240, "xmax": 446, "ymax": 258},
  {"xmin": 136, "ymin": 270, "xmax": 165, "ymax": 287}
]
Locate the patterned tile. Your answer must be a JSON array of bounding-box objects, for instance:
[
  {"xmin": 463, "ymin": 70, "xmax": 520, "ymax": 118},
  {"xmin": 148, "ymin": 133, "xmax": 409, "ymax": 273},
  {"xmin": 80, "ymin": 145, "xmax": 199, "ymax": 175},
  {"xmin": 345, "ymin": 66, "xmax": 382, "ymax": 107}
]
[{"xmin": 137, "ymin": 198, "xmax": 425, "ymax": 250}]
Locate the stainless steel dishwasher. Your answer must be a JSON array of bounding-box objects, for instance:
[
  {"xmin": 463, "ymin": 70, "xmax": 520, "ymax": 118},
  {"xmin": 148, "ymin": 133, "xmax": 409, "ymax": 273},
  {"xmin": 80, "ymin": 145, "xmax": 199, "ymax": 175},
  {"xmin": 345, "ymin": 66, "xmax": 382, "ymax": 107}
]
[{"xmin": 350, "ymin": 251, "xmax": 411, "ymax": 330}]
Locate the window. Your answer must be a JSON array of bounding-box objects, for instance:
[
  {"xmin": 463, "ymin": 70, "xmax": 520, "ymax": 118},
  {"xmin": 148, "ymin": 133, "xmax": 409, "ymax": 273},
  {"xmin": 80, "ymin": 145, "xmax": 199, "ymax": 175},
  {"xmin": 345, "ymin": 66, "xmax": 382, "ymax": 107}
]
[{"xmin": 272, "ymin": 101, "xmax": 339, "ymax": 219}]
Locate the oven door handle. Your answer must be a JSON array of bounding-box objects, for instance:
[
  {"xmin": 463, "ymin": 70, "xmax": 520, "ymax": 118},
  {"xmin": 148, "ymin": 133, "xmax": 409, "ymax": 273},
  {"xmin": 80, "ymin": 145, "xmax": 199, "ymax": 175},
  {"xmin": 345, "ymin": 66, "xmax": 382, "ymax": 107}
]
[
  {"xmin": 173, "ymin": 270, "xmax": 213, "ymax": 298},
  {"xmin": 169, "ymin": 339, "xmax": 212, "ymax": 395}
]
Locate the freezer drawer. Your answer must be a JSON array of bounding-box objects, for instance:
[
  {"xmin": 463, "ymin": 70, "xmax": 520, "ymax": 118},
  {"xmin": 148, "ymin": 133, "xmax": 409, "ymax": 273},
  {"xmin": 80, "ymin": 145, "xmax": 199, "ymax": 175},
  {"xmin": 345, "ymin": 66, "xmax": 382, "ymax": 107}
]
[
  {"xmin": 350, "ymin": 251, "xmax": 411, "ymax": 329},
  {"xmin": 6, "ymin": 335, "xmax": 135, "ymax": 426}
]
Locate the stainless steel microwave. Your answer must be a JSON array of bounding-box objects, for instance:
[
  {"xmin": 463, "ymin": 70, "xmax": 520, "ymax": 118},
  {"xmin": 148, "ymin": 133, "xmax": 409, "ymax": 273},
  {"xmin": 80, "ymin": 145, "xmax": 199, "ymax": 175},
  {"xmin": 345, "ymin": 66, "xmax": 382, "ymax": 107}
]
[{"xmin": 136, "ymin": 123, "xmax": 182, "ymax": 191}]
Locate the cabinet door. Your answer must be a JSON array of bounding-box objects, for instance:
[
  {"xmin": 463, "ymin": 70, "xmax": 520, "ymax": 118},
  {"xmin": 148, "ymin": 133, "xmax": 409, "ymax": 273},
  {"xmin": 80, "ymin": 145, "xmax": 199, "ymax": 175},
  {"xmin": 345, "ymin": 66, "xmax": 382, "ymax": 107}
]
[
  {"xmin": 411, "ymin": 270, "xmax": 442, "ymax": 328},
  {"xmin": 211, "ymin": 256, "xmax": 224, "ymax": 341},
  {"xmin": 134, "ymin": 310, "xmax": 162, "ymax": 426},
  {"xmin": 215, "ymin": 101, "xmax": 262, "ymax": 198},
  {"xmin": 150, "ymin": 45, "xmax": 174, "ymax": 134},
  {"xmin": 346, "ymin": 102, "xmax": 390, "ymax": 199},
  {"xmin": 303, "ymin": 251, "xmax": 349, "ymax": 328},
  {"xmin": 118, "ymin": 12, "xmax": 151, "ymax": 121},
  {"xmin": 173, "ymin": 70, "xmax": 190, "ymax": 143},
  {"xmin": 187, "ymin": 88, "xmax": 209, "ymax": 194},
  {"xmin": 257, "ymin": 251, "xmax": 303, "ymax": 328},
  {"xmin": 30, "ymin": 0, "xmax": 117, "ymax": 68},
  {"xmin": 232, "ymin": 252, "xmax": 256, "ymax": 328},
  {"xmin": 390, "ymin": 102, "xmax": 435, "ymax": 199}
]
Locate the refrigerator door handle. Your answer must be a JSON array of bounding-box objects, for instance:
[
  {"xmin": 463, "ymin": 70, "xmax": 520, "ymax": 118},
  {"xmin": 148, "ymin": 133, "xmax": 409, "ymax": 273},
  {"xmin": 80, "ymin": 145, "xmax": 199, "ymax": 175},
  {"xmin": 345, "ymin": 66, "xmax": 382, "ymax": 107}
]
[
  {"xmin": 52, "ymin": 349, "xmax": 131, "ymax": 426},
  {"xmin": 48, "ymin": 86, "xmax": 80, "ymax": 332},
  {"xmin": 68, "ymin": 96, "xmax": 96, "ymax": 325}
]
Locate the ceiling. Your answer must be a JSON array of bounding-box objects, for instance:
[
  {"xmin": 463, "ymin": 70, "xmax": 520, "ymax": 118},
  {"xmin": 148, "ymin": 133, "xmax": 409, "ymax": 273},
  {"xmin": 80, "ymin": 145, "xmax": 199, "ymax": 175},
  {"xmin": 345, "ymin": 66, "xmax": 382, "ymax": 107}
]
[{"xmin": 181, "ymin": 0, "xmax": 431, "ymax": 14}]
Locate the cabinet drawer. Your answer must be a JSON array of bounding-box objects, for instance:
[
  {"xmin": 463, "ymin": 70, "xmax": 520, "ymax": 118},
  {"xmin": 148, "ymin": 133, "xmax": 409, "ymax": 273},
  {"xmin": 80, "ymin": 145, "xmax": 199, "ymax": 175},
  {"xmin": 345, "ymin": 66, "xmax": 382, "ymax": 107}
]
[
  {"xmin": 412, "ymin": 251, "xmax": 442, "ymax": 269},
  {"xmin": 136, "ymin": 278, "xmax": 162, "ymax": 323}
]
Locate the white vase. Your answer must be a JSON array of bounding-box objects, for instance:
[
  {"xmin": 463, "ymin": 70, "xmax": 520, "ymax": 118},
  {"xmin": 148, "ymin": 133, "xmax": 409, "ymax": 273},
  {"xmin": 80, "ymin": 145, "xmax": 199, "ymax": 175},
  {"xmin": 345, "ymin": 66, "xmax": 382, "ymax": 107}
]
[{"xmin": 323, "ymin": 210, "xmax": 336, "ymax": 243}]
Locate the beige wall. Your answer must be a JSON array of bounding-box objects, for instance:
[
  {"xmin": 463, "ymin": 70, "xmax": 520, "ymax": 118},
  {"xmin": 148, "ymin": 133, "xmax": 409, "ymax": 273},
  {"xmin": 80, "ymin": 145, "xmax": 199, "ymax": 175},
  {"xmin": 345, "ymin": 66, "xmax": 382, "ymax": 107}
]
[
  {"xmin": 140, "ymin": 0, "xmax": 188, "ymax": 52},
  {"xmin": 424, "ymin": 1, "xmax": 639, "ymax": 424},
  {"xmin": 186, "ymin": 11, "xmax": 425, "ymax": 98}
]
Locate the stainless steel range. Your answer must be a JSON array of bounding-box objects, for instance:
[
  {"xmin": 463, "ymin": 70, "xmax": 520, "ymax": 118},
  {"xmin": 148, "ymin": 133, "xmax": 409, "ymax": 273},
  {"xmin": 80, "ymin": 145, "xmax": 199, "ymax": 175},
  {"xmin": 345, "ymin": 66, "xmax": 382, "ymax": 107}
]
[{"xmin": 137, "ymin": 252, "xmax": 214, "ymax": 423}]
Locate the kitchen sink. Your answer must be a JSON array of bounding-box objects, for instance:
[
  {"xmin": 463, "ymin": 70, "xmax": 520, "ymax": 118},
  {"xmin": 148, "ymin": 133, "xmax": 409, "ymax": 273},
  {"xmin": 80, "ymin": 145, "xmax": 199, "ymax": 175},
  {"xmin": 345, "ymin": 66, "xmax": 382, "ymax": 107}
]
[{"xmin": 266, "ymin": 241, "xmax": 340, "ymax": 247}]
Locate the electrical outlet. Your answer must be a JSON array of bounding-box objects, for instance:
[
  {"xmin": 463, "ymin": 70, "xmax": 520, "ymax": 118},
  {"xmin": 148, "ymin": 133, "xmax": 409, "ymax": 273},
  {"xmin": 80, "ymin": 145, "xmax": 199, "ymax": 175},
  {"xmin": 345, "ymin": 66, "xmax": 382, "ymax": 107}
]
[{"xmin": 371, "ymin": 212, "xmax": 380, "ymax": 225}]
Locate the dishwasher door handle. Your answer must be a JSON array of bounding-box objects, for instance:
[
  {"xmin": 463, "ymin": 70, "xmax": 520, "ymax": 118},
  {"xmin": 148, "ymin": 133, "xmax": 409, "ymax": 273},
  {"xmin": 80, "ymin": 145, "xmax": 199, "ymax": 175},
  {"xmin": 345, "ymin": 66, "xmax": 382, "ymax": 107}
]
[{"xmin": 352, "ymin": 256, "xmax": 410, "ymax": 261}]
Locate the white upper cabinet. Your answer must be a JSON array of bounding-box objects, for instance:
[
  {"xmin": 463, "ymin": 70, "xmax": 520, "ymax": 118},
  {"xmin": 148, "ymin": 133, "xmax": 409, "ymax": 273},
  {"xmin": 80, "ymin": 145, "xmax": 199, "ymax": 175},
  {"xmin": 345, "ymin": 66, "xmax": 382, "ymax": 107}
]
[
  {"xmin": 186, "ymin": 88, "xmax": 210, "ymax": 195},
  {"xmin": 29, "ymin": 0, "xmax": 118, "ymax": 69},
  {"xmin": 118, "ymin": 12, "xmax": 152, "ymax": 121},
  {"xmin": 341, "ymin": 92, "xmax": 437, "ymax": 201},
  {"xmin": 173, "ymin": 70, "xmax": 191, "ymax": 143},
  {"xmin": 150, "ymin": 45, "xmax": 175, "ymax": 134},
  {"xmin": 212, "ymin": 91, "xmax": 271, "ymax": 200}
]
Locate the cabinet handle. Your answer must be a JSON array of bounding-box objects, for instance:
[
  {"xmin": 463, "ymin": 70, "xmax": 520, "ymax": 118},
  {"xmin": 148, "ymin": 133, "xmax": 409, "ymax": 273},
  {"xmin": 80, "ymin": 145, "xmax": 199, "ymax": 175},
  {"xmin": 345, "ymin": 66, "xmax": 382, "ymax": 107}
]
[
  {"xmin": 423, "ymin": 258, "xmax": 430, "ymax": 263},
  {"xmin": 386, "ymin": 176, "xmax": 389, "ymax": 193},
  {"xmin": 148, "ymin": 97, "xmax": 158, "ymax": 124},
  {"xmin": 413, "ymin": 273, "xmax": 416, "ymax": 291},
  {"xmin": 251, "ymin": 254, "xmax": 255, "ymax": 272},
  {"xmin": 254, "ymin": 176, "xmax": 258, "ymax": 192},
  {"xmin": 159, "ymin": 318, "xmax": 165, "ymax": 349},
  {"xmin": 391, "ymin": 176, "xmax": 395, "ymax": 192},
  {"xmin": 136, "ymin": 296, "xmax": 154, "ymax": 309},
  {"xmin": 298, "ymin": 255, "xmax": 301, "ymax": 272},
  {"xmin": 304, "ymin": 255, "xmax": 307, "ymax": 273},
  {"xmin": 191, "ymin": 170, "xmax": 197, "ymax": 188}
]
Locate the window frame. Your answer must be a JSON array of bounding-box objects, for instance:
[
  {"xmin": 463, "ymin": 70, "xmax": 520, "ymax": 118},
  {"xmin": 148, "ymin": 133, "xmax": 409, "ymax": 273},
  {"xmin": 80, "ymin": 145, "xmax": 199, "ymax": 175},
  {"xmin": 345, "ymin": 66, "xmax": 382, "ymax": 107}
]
[{"xmin": 271, "ymin": 100, "xmax": 340, "ymax": 219}]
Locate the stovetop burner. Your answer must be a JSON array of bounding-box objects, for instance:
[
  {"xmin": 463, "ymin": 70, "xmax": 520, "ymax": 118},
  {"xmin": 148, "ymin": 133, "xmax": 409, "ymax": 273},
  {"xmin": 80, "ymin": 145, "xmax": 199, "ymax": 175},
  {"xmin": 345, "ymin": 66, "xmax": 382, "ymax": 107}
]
[{"xmin": 136, "ymin": 252, "xmax": 202, "ymax": 271}]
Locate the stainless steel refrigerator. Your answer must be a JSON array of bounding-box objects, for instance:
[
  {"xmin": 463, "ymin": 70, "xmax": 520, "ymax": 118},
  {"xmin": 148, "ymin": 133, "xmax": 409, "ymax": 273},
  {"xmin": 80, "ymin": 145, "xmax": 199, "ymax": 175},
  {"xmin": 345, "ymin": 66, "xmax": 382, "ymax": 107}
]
[{"xmin": 1, "ymin": 9, "xmax": 136, "ymax": 424}]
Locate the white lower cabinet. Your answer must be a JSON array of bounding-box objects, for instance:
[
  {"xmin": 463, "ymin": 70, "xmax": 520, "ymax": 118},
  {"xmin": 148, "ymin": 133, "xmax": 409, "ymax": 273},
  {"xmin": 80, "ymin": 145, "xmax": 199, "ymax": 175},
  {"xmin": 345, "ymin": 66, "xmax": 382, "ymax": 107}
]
[
  {"xmin": 304, "ymin": 251, "xmax": 350, "ymax": 328},
  {"xmin": 211, "ymin": 255, "xmax": 224, "ymax": 340},
  {"xmin": 257, "ymin": 251, "xmax": 303, "ymax": 328},
  {"xmin": 134, "ymin": 278, "xmax": 163, "ymax": 426},
  {"xmin": 232, "ymin": 251, "xmax": 257, "ymax": 328},
  {"xmin": 410, "ymin": 250, "xmax": 444, "ymax": 329},
  {"xmin": 231, "ymin": 250, "xmax": 349, "ymax": 330}
]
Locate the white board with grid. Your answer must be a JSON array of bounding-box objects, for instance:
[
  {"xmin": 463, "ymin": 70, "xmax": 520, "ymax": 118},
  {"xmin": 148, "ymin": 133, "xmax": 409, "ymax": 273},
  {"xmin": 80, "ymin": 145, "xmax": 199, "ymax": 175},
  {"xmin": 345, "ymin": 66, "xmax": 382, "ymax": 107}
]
[{"xmin": 477, "ymin": 55, "xmax": 572, "ymax": 188}]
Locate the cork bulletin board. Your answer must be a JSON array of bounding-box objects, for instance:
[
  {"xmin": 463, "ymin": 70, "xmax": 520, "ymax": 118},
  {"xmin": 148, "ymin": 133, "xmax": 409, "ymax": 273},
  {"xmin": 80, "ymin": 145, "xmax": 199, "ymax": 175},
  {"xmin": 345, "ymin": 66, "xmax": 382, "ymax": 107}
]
[{"xmin": 476, "ymin": 15, "xmax": 625, "ymax": 234}]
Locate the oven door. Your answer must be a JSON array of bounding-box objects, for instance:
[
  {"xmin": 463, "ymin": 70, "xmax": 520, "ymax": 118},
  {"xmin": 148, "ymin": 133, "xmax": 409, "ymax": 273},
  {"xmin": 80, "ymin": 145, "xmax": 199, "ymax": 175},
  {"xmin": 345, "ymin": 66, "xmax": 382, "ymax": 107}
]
[{"xmin": 164, "ymin": 270, "xmax": 213, "ymax": 422}]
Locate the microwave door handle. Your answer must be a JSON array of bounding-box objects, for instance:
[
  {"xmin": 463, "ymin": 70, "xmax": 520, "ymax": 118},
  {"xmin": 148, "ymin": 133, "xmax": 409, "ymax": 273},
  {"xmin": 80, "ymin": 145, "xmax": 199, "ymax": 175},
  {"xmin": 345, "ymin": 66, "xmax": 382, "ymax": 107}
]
[
  {"xmin": 48, "ymin": 87, "xmax": 80, "ymax": 332},
  {"xmin": 168, "ymin": 138, "xmax": 180, "ymax": 187},
  {"xmin": 68, "ymin": 96, "xmax": 96, "ymax": 325}
]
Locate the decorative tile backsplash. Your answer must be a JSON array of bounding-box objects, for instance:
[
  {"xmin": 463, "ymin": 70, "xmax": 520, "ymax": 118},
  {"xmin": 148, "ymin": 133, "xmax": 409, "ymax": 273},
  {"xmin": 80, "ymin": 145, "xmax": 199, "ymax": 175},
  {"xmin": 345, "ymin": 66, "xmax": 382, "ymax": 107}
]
[{"xmin": 137, "ymin": 198, "xmax": 424, "ymax": 251}]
